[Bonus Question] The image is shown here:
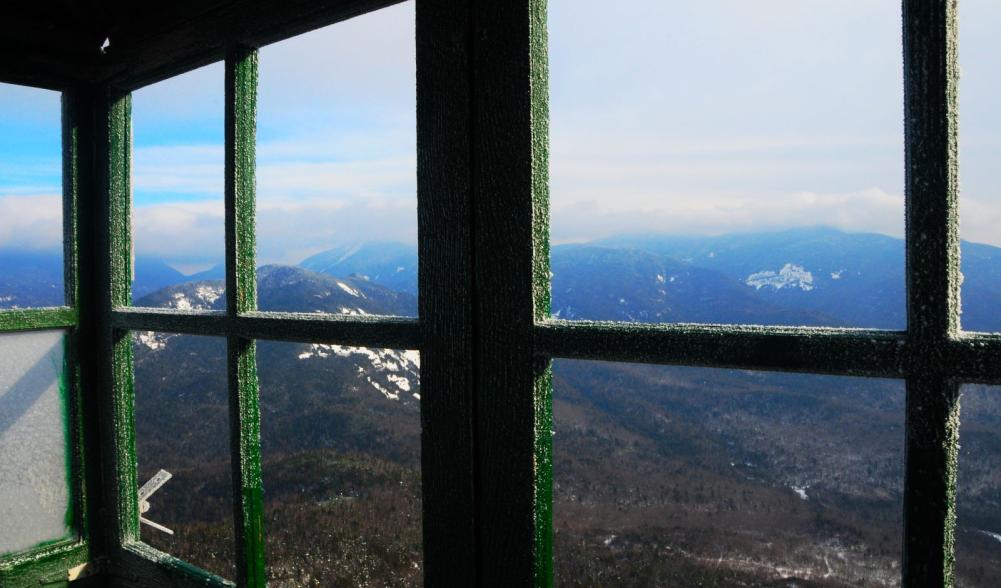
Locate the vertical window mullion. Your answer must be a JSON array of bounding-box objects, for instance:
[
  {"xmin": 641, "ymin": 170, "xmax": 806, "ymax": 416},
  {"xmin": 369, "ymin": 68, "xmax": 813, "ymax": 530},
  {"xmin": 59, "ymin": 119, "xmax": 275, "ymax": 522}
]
[
  {"xmin": 68, "ymin": 83, "xmax": 111, "ymax": 569},
  {"xmin": 902, "ymin": 0, "xmax": 962, "ymax": 585},
  {"xmin": 415, "ymin": 0, "xmax": 478, "ymax": 583},
  {"xmin": 61, "ymin": 87, "xmax": 86, "ymax": 551},
  {"xmin": 469, "ymin": 1, "xmax": 552, "ymax": 585},
  {"xmin": 224, "ymin": 46, "xmax": 265, "ymax": 588},
  {"xmin": 100, "ymin": 87, "xmax": 140, "ymax": 549}
]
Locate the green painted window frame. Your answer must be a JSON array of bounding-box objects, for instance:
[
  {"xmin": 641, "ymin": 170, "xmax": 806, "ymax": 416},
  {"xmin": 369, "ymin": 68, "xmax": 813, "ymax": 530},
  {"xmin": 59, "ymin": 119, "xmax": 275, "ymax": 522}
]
[
  {"xmin": 0, "ymin": 95, "xmax": 92, "ymax": 587},
  {"xmin": 101, "ymin": 43, "xmax": 421, "ymax": 588},
  {"xmin": 1, "ymin": 1, "xmax": 997, "ymax": 587}
]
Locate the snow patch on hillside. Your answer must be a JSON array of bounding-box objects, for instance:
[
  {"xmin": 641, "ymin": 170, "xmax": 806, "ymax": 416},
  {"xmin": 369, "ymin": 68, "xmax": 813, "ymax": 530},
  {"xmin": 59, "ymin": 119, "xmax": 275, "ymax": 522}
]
[
  {"xmin": 336, "ymin": 282, "xmax": 363, "ymax": 298},
  {"xmin": 165, "ymin": 284, "xmax": 224, "ymax": 310},
  {"xmin": 387, "ymin": 373, "xmax": 411, "ymax": 392},
  {"xmin": 746, "ymin": 264, "xmax": 815, "ymax": 291},
  {"xmin": 137, "ymin": 331, "xmax": 176, "ymax": 351},
  {"xmin": 195, "ymin": 285, "xmax": 222, "ymax": 305},
  {"xmin": 296, "ymin": 344, "xmax": 420, "ymax": 400}
]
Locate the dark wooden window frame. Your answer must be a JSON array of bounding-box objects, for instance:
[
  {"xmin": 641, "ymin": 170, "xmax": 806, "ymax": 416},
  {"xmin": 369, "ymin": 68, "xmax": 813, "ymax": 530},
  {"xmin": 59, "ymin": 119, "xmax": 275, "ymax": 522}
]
[{"xmin": 0, "ymin": 1, "xmax": 996, "ymax": 586}]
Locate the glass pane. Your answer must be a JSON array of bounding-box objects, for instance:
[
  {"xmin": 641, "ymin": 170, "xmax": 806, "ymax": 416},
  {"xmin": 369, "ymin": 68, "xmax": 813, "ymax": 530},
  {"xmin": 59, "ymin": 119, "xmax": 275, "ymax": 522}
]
[
  {"xmin": 255, "ymin": 1, "xmax": 418, "ymax": 315},
  {"xmin": 553, "ymin": 361, "xmax": 904, "ymax": 585},
  {"xmin": 956, "ymin": 385, "xmax": 1001, "ymax": 586},
  {"xmin": 133, "ymin": 333, "xmax": 233, "ymax": 579},
  {"xmin": 958, "ymin": 0, "xmax": 1001, "ymax": 333},
  {"xmin": 549, "ymin": 1, "xmax": 905, "ymax": 328},
  {"xmin": 132, "ymin": 64, "xmax": 225, "ymax": 303},
  {"xmin": 0, "ymin": 83, "xmax": 64, "ymax": 309},
  {"xmin": 258, "ymin": 341, "xmax": 421, "ymax": 585},
  {"xmin": 0, "ymin": 330, "xmax": 71, "ymax": 554}
]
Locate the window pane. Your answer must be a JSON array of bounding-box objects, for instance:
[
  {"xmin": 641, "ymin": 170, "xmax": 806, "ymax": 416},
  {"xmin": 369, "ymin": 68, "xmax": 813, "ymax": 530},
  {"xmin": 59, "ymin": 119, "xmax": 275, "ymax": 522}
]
[
  {"xmin": 958, "ymin": 1, "xmax": 1001, "ymax": 333},
  {"xmin": 956, "ymin": 385, "xmax": 1001, "ymax": 586},
  {"xmin": 255, "ymin": 2, "xmax": 417, "ymax": 316},
  {"xmin": 132, "ymin": 64, "xmax": 225, "ymax": 303},
  {"xmin": 258, "ymin": 342, "xmax": 421, "ymax": 585},
  {"xmin": 553, "ymin": 361, "xmax": 904, "ymax": 584},
  {"xmin": 0, "ymin": 83, "xmax": 63, "ymax": 309},
  {"xmin": 0, "ymin": 330, "xmax": 72, "ymax": 554},
  {"xmin": 133, "ymin": 333, "xmax": 233, "ymax": 579},
  {"xmin": 549, "ymin": 1, "xmax": 905, "ymax": 329}
]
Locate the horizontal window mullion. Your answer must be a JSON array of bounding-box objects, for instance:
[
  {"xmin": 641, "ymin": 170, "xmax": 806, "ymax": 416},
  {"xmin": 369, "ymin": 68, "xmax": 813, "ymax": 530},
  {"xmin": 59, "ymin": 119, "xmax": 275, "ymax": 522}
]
[
  {"xmin": 110, "ymin": 308, "xmax": 419, "ymax": 348},
  {"xmin": 118, "ymin": 544, "xmax": 233, "ymax": 588},
  {"xmin": 947, "ymin": 334, "xmax": 1001, "ymax": 383},
  {"xmin": 0, "ymin": 539, "xmax": 89, "ymax": 583},
  {"xmin": 111, "ymin": 308, "xmax": 227, "ymax": 335},
  {"xmin": 0, "ymin": 307, "xmax": 77, "ymax": 332},
  {"xmin": 535, "ymin": 319, "xmax": 907, "ymax": 378},
  {"xmin": 236, "ymin": 312, "xmax": 419, "ymax": 348}
]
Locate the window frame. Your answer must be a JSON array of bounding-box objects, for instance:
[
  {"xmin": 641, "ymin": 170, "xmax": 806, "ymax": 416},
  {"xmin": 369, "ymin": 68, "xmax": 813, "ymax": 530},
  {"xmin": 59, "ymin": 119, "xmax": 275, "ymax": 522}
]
[
  {"xmin": 101, "ymin": 32, "xmax": 422, "ymax": 588},
  {"xmin": 1, "ymin": 1, "xmax": 997, "ymax": 587},
  {"xmin": 0, "ymin": 90, "xmax": 92, "ymax": 585}
]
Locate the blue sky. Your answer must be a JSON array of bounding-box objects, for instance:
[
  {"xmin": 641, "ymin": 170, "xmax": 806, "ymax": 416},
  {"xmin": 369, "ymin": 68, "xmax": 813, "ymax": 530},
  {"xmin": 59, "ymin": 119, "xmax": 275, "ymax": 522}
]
[{"xmin": 1, "ymin": 0, "xmax": 1000, "ymax": 273}]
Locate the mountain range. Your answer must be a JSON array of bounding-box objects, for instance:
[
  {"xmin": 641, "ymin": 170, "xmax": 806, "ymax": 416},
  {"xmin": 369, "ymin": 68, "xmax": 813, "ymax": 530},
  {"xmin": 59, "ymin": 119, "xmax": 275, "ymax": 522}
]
[
  {"xmin": 2, "ymin": 227, "xmax": 999, "ymax": 586},
  {"xmin": 5, "ymin": 226, "xmax": 998, "ymax": 331}
]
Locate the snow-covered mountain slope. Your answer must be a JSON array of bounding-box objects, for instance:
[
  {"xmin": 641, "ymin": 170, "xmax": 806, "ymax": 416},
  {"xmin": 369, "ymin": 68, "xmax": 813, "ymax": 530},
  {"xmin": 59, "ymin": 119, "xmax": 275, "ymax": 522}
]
[{"xmin": 133, "ymin": 265, "xmax": 420, "ymax": 412}]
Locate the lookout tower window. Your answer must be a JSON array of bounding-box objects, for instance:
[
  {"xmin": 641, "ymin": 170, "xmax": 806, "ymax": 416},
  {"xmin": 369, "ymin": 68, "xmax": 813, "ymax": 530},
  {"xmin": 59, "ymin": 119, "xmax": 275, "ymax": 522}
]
[{"xmin": 0, "ymin": 2, "xmax": 997, "ymax": 587}]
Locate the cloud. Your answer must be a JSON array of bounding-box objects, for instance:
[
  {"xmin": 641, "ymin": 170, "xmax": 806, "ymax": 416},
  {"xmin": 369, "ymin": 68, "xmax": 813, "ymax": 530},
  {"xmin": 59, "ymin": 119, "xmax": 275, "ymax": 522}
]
[
  {"xmin": 544, "ymin": 0, "xmax": 915, "ymax": 244},
  {"xmin": 89, "ymin": 0, "xmax": 1001, "ymax": 270},
  {"xmin": 256, "ymin": 2, "xmax": 415, "ymax": 129},
  {"xmin": 133, "ymin": 145, "xmax": 224, "ymax": 200},
  {"xmin": 133, "ymin": 195, "xmax": 416, "ymax": 267},
  {"xmin": 549, "ymin": 121, "xmax": 906, "ymax": 243},
  {"xmin": 130, "ymin": 132, "xmax": 417, "ymax": 266},
  {"xmin": 0, "ymin": 83, "xmax": 61, "ymax": 126},
  {"xmin": 552, "ymin": 188, "xmax": 904, "ymax": 244},
  {"xmin": 131, "ymin": 63, "xmax": 225, "ymax": 126},
  {"xmin": 132, "ymin": 201, "xmax": 225, "ymax": 265},
  {"xmin": 960, "ymin": 196, "xmax": 1001, "ymax": 248},
  {"xmin": 0, "ymin": 195, "xmax": 62, "ymax": 250}
]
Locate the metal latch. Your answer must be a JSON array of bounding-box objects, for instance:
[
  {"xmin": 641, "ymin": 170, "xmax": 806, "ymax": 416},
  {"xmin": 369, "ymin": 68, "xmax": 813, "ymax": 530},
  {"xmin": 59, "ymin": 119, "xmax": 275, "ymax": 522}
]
[{"xmin": 138, "ymin": 469, "xmax": 173, "ymax": 535}]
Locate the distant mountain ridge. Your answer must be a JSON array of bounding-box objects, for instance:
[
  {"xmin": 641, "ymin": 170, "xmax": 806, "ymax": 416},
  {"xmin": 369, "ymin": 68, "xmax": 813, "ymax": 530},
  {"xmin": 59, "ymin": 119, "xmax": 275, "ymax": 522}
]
[
  {"xmin": 3, "ymin": 228, "xmax": 999, "ymax": 332},
  {"xmin": 293, "ymin": 228, "xmax": 1001, "ymax": 330},
  {"xmin": 0, "ymin": 249, "xmax": 63, "ymax": 308},
  {"xmin": 134, "ymin": 264, "xmax": 416, "ymax": 317},
  {"xmin": 300, "ymin": 242, "xmax": 417, "ymax": 295},
  {"xmin": 595, "ymin": 228, "xmax": 907, "ymax": 329},
  {"xmin": 549, "ymin": 244, "xmax": 834, "ymax": 326}
]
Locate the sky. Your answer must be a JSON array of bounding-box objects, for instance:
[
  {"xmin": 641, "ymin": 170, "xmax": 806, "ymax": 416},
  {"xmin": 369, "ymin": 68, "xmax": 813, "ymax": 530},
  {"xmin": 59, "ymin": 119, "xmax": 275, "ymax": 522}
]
[{"xmin": 0, "ymin": 0, "xmax": 999, "ymax": 273}]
